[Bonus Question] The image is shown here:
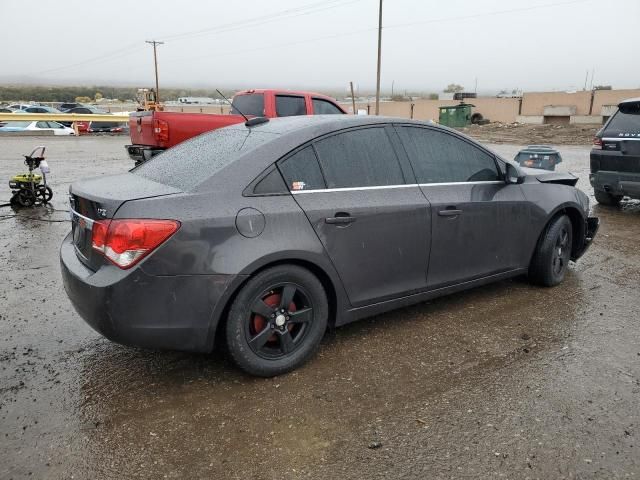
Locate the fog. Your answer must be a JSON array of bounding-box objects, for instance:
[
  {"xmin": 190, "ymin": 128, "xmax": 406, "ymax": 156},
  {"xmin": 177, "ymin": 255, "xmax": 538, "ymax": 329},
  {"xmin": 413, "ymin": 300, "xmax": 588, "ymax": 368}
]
[{"xmin": 1, "ymin": 0, "xmax": 639, "ymax": 94}]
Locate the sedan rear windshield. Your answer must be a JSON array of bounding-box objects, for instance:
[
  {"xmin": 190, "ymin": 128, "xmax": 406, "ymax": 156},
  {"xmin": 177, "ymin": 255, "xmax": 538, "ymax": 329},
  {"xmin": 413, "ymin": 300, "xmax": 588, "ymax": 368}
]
[
  {"xmin": 133, "ymin": 128, "xmax": 277, "ymax": 191},
  {"xmin": 606, "ymin": 103, "xmax": 640, "ymax": 132}
]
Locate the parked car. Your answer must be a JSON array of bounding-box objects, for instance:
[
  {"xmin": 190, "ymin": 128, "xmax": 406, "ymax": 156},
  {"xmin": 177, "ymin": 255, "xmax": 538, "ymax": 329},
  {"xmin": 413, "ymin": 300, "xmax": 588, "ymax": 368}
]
[
  {"xmin": 59, "ymin": 106, "xmax": 107, "ymax": 129},
  {"xmin": 514, "ymin": 145, "xmax": 562, "ymax": 171},
  {"xmin": 0, "ymin": 120, "xmax": 75, "ymax": 135},
  {"xmin": 23, "ymin": 105, "xmax": 62, "ymax": 113},
  {"xmin": 88, "ymin": 121, "xmax": 125, "ymax": 133},
  {"xmin": 59, "ymin": 102, "xmax": 84, "ymax": 111},
  {"xmin": 65, "ymin": 105, "xmax": 107, "ymax": 114},
  {"xmin": 126, "ymin": 89, "xmax": 346, "ymax": 164},
  {"xmin": 7, "ymin": 104, "xmax": 32, "ymax": 111},
  {"xmin": 61, "ymin": 116, "xmax": 598, "ymax": 376},
  {"xmin": 590, "ymin": 97, "xmax": 640, "ymax": 205}
]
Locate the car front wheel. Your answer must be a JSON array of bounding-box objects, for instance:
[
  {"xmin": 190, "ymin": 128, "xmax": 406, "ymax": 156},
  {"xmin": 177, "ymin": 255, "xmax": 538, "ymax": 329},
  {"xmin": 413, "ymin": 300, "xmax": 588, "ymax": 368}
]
[
  {"xmin": 529, "ymin": 214, "xmax": 573, "ymax": 287},
  {"xmin": 225, "ymin": 265, "xmax": 328, "ymax": 377}
]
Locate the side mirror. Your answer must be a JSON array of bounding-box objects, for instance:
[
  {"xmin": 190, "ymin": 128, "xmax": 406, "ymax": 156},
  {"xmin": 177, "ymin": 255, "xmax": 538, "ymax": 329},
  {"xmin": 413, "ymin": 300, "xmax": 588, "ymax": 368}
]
[{"xmin": 505, "ymin": 163, "xmax": 526, "ymax": 184}]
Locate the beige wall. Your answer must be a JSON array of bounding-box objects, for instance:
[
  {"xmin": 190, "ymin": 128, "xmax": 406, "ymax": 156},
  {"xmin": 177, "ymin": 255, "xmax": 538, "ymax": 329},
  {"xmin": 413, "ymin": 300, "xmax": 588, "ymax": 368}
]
[
  {"xmin": 520, "ymin": 91, "xmax": 593, "ymax": 116},
  {"xmin": 347, "ymin": 98, "xmax": 520, "ymax": 123},
  {"xmin": 592, "ymin": 89, "xmax": 640, "ymax": 112},
  {"xmin": 102, "ymin": 88, "xmax": 640, "ymax": 123}
]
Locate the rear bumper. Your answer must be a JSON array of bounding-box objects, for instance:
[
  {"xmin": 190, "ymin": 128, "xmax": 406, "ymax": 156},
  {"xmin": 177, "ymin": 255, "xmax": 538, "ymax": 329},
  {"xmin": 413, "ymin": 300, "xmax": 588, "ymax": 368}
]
[
  {"xmin": 60, "ymin": 233, "xmax": 239, "ymax": 353},
  {"xmin": 590, "ymin": 170, "xmax": 640, "ymax": 198},
  {"xmin": 125, "ymin": 145, "xmax": 164, "ymax": 164}
]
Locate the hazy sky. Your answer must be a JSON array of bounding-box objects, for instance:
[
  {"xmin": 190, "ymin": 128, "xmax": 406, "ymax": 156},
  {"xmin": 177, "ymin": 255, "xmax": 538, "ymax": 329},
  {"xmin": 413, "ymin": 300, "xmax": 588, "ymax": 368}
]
[{"xmin": 2, "ymin": 0, "xmax": 639, "ymax": 94}]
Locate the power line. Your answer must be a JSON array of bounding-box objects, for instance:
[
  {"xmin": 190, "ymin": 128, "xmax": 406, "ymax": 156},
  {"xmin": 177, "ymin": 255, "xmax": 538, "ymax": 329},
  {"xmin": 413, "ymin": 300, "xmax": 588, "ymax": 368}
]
[
  {"xmin": 384, "ymin": 0, "xmax": 589, "ymax": 30},
  {"xmin": 30, "ymin": 0, "xmax": 363, "ymax": 76}
]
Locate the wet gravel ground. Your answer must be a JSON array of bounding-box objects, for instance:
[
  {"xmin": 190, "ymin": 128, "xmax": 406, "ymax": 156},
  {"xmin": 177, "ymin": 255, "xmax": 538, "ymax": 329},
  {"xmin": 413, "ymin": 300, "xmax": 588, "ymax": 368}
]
[{"xmin": 0, "ymin": 136, "xmax": 639, "ymax": 479}]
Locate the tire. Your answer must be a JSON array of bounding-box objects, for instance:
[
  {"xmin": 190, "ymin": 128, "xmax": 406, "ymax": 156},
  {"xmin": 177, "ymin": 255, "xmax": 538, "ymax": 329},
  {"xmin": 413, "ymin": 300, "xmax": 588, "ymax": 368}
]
[
  {"xmin": 470, "ymin": 113, "xmax": 484, "ymax": 124},
  {"xmin": 37, "ymin": 186, "xmax": 53, "ymax": 204},
  {"xmin": 225, "ymin": 265, "xmax": 328, "ymax": 377},
  {"xmin": 16, "ymin": 189, "xmax": 36, "ymax": 207},
  {"xmin": 529, "ymin": 215, "xmax": 573, "ymax": 287},
  {"xmin": 594, "ymin": 189, "xmax": 622, "ymax": 207}
]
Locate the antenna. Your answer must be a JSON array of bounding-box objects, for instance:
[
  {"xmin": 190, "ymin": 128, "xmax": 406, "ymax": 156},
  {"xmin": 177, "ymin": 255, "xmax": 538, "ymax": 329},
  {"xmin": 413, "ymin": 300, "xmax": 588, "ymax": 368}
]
[{"xmin": 216, "ymin": 89, "xmax": 248, "ymax": 122}]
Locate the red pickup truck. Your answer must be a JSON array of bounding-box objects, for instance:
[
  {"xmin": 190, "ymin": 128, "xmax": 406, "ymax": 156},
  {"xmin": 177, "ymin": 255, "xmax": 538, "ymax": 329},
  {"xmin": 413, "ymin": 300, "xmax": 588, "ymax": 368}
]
[{"xmin": 126, "ymin": 89, "xmax": 346, "ymax": 164}]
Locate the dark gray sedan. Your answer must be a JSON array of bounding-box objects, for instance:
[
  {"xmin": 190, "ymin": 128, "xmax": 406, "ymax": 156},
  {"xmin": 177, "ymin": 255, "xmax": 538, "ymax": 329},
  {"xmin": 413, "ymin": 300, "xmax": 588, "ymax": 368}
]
[{"xmin": 60, "ymin": 116, "xmax": 599, "ymax": 376}]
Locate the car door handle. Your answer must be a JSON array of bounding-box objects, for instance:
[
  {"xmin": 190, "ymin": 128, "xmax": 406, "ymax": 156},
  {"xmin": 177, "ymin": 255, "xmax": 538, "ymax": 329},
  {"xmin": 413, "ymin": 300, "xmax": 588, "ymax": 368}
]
[
  {"xmin": 438, "ymin": 209, "xmax": 463, "ymax": 217},
  {"xmin": 325, "ymin": 214, "xmax": 356, "ymax": 225}
]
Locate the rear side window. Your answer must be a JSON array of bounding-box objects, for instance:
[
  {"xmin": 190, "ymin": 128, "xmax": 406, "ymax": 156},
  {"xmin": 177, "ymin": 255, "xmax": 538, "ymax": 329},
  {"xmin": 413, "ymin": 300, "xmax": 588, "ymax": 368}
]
[
  {"xmin": 279, "ymin": 147, "xmax": 325, "ymax": 191},
  {"xmin": 313, "ymin": 127, "xmax": 405, "ymax": 188},
  {"xmin": 276, "ymin": 95, "xmax": 306, "ymax": 117},
  {"xmin": 605, "ymin": 103, "xmax": 640, "ymax": 133},
  {"xmin": 231, "ymin": 94, "xmax": 265, "ymax": 117},
  {"xmin": 312, "ymin": 98, "xmax": 343, "ymax": 115},
  {"xmin": 133, "ymin": 128, "xmax": 277, "ymax": 191},
  {"xmin": 398, "ymin": 127, "xmax": 499, "ymax": 183}
]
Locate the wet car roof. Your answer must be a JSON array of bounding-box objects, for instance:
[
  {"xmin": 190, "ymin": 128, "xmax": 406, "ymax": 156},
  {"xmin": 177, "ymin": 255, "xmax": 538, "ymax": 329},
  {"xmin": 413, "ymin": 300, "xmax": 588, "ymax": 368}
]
[{"xmin": 225, "ymin": 114, "xmax": 429, "ymax": 136}]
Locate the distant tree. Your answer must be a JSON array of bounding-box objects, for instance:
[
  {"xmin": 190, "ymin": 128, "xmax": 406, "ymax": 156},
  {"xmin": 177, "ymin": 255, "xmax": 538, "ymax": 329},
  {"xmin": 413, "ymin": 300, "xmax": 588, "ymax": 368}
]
[
  {"xmin": 444, "ymin": 84, "xmax": 464, "ymax": 93},
  {"xmin": 428, "ymin": 93, "xmax": 439, "ymax": 100},
  {"xmin": 94, "ymin": 92, "xmax": 103, "ymax": 101}
]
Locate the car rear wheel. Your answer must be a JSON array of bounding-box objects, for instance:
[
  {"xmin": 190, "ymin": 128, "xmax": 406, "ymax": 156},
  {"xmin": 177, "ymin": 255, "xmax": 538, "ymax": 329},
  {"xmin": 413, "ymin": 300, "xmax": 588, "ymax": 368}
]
[
  {"xmin": 594, "ymin": 190, "xmax": 622, "ymax": 207},
  {"xmin": 225, "ymin": 265, "xmax": 328, "ymax": 377},
  {"xmin": 529, "ymin": 214, "xmax": 573, "ymax": 287}
]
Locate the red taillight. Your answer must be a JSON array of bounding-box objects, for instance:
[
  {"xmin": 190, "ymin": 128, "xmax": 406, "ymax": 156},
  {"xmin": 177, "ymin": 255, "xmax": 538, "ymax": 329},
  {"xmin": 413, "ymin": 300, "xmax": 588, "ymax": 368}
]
[
  {"xmin": 91, "ymin": 219, "xmax": 180, "ymax": 269},
  {"xmin": 593, "ymin": 137, "xmax": 603, "ymax": 149},
  {"xmin": 153, "ymin": 119, "xmax": 169, "ymax": 143}
]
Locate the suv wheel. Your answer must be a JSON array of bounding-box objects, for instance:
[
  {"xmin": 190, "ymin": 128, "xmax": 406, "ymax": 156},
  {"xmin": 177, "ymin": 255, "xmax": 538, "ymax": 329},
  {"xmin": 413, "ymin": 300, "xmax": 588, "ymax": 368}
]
[
  {"xmin": 594, "ymin": 190, "xmax": 622, "ymax": 207},
  {"xmin": 225, "ymin": 265, "xmax": 328, "ymax": 377},
  {"xmin": 529, "ymin": 214, "xmax": 573, "ymax": 287}
]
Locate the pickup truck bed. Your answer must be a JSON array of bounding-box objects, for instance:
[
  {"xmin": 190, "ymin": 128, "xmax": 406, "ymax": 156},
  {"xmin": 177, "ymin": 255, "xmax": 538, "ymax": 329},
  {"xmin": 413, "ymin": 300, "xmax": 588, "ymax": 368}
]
[
  {"xmin": 127, "ymin": 111, "xmax": 245, "ymax": 163},
  {"xmin": 126, "ymin": 89, "xmax": 346, "ymax": 164}
]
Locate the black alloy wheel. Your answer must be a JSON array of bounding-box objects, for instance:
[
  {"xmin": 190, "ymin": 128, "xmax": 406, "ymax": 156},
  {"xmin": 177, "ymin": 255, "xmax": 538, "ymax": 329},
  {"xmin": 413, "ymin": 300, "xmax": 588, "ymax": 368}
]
[
  {"xmin": 226, "ymin": 265, "xmax": 328, "ymax": 377},
  {"xmin": 246, "ymin": 283, "xmax": 314, "ymax": 359}
]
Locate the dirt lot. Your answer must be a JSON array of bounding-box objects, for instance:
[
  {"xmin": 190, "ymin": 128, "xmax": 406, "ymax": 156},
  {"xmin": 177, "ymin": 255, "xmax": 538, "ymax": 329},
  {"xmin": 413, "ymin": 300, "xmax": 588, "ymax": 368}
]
[
  {"xmin": 459, "ymin": 122, "xmax": 600, "ymax": 146},
  {"xmin": 1, "ymin": 134, "xmax": 639, "ymax": 479}
]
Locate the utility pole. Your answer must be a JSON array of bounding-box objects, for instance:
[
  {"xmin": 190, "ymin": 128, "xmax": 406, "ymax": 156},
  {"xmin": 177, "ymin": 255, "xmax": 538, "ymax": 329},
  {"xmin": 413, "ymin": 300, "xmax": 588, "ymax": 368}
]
[
  {"xmin": 350, "ymin": 81, "xmax": 357, "ymax": 115},
  {"xmin": 375, "ymin": 0, "xmax": 383, "ymax": 115},
  {"xmin": 146, "ymin": 40, "xmax": 164, "ymax": 103}
]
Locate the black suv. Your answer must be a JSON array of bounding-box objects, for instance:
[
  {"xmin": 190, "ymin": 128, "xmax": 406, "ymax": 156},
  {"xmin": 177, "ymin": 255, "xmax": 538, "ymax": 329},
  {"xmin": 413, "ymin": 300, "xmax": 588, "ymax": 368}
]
[{"xmin": 590, "ymin": 98, "xmax": 640, "ymax": 206}]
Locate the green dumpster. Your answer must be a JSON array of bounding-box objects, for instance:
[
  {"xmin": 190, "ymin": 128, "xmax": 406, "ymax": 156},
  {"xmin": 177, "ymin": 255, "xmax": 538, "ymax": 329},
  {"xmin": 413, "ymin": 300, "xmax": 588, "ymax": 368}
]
[{"xmin": 438, "ymin": 103, "xmax": 474, "ymax": 127}]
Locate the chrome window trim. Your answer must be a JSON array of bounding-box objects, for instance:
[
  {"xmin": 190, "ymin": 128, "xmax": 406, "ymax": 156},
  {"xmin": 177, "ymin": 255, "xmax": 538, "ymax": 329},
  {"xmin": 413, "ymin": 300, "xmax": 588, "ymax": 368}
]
[{"xmin": 290, "ymin": 180, "xmax": 504, "ymax": 194}]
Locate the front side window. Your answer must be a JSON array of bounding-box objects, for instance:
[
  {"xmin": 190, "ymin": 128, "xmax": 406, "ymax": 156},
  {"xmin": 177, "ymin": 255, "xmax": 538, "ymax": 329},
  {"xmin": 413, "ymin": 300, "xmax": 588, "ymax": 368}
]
[
  {"xmin": 312, "ymin": 98, "xmax": 343, "ymax": 115},
  {"xmin": 398, "ymin": 127, "xmax": 500, "ymax": 183},
  {"xmin": 313, "ymin": 127, "xmax": 405, "ymax": 188},
  {"xmin": 278, "ymin": 147, "xmax": 325, "ymax": 191},
  {"xmin": 276, "ymin": 95, "xmax": 306, "ymax": 117}
]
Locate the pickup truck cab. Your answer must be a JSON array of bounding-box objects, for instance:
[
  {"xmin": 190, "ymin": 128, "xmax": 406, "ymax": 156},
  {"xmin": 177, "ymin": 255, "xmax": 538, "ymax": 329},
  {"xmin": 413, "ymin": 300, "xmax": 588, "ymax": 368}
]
[{"xmin": 127, "ymin": 89, "xmax": 346, "ymax": 164}]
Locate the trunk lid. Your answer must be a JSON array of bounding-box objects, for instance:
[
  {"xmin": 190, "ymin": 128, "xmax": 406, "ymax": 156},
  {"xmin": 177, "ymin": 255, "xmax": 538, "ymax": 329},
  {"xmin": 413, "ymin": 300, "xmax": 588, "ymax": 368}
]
[{"xmin": 69, "ymin": 173, "xmax": 181, "ymax": 270}]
